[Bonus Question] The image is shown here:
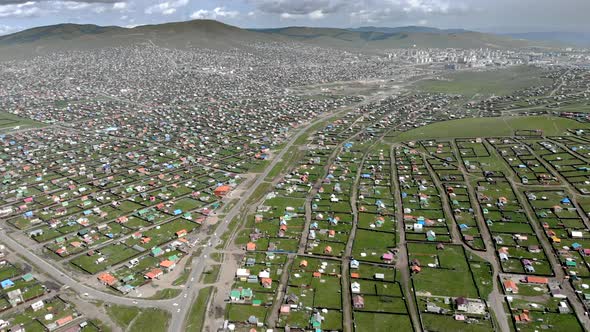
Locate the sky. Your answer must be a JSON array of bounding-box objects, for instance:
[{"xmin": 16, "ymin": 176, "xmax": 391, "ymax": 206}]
[{"xmin": 0, "ymin": 0, "xmax": 589, "ymax": 36}]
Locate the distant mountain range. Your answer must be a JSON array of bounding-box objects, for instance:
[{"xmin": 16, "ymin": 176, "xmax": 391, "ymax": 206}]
[
  {"xmin": 0, "ymin": 20, "xmax": 561, "ymax": 61},
  {"xmin": 501, "ymin": 32, "xmax": 590, "ymax": 47},
  {"xmin": 349, "ymin": 26, "xmax": 470, "ymax": 34},
  {"xmin": 252, "ymin": 26, "xmax": 550, "ymax": 50}
]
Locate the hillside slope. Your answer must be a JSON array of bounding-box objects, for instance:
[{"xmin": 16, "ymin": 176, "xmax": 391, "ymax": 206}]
[{"xmin": 0, "ymin": 21, "xmax": 557, "ymax": 61}]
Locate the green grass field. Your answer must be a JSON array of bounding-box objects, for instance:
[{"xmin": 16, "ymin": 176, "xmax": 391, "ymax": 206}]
[
  {"xmin": 106, "ymin": 305, "xmax": 170, "ymax": 332},
  {"xmin": 0, "ymin": 112, "xmax": 45, "ymax": 132},
  {"xmin": 415, "ymin": 66, "xmax": 551, "ymax": 98},
  {"xmin": 185, "ymin": 287, "xmax": 214, "ymax": 331},
  {"xmin": 391, "ymin": 116, "xmax": 587, "ymax": 142}
]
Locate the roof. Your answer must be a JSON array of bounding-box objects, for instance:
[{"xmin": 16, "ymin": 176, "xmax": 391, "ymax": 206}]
[
  {"xmin": 160, "ymin": 260, "xmax": 175, "ymax": 268},
  {"xmin": 526, "ymin": 276, "xmax": 549, "ymax": 284},
  {"xmin": 97, "ymin": 273, "xmax": 117, "ymax": 286}
]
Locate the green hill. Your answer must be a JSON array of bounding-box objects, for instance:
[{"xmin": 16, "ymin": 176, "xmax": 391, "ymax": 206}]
[
  {"xmin": 0, "ymin": 20, "xmax": 556, "ymax": 61},
  {"xmin": 254, "ymin": 26, "xmax": 550, "ymax": 49}
]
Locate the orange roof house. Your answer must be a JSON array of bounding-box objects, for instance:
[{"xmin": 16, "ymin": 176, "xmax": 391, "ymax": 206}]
[
  {"xmin": 160, "ymin": 260, "xmax": 176, "ymax": 269},
  {"xmin": 176, "ymin": 229, "xmax": 188, "ymax": 238},
  {"xmin": 56, "ymin": 315, "xmax": 73, "ymax": 326},
  {"xmin": 526, "ymin": 276, "xmax": 549, "ymax": 284},
  {"xmin": 324, "ymin": 246, "xmax": 333, "ymax": 254},
  {"xmin": 214, "ymin": 185, "xmax": 231, "ymax": 197},
  {"xmin": 261, "ymin": 278, "xmax": 273, "ymax": 288},
  {"xmin": 313, "ymin": 272, "xmax": 322, "ymax": 278},
  {"xmin": 350, "ymin": 273, "xmax": 360, "ymax": 279},
  {"xmin": 97, "ymin": 273, "xmax": 117, "ymax": 286},
  {"xmin": 503, "ymin": 280, "xmax": 519, "ymax": 293},
  {"xmin": 246, "ymin": 242, "xmax": 256, "ymax": 251},
  {"xmin": 145, "ymin": 268, "xmax": 163, "ymax": 279}
]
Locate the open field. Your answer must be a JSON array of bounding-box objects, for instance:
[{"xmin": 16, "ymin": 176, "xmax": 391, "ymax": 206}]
[
  {"xmin": 415, "ymin": 66, "xmax": 552, "ymax": 98},
  {"xmin": 0, "ymin": 112, "xmax": 45, "ymax": 132},
  {"xmin": 391, "ymin": 116, "xmax": 588, "ymax": 142}
]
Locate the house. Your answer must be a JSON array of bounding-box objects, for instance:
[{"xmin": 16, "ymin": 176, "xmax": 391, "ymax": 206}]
[
  {"xmin": 285, "ymin": 293, "xmax": 299, "ymax": 306},
  {"xmin": 261, "ymin": 278, "xmax": 272, "ymax": 288},
  {"xmin": 350, "ymin": 259, "xmax": 360, "ymax": 269},
  {"xmin": 214, "ymin": 185, "xmax": 231, "ymax": 197},
  {"xmin": 236, "ymin": 268, "xmax": 250, "ymax": 281},
  {"xmin": 558, "ymin": 301, "xmax": 570, "ymax": 313},
  {"xmin": 504, "ymin": 280, "xmax": 519, "ymax": 293},
  {"xmin": 455, "ymin": 297, "xmax": 468, "ymax": 311},
  {"xmin": 352, "ymin": 295, "xmax": 365, "ymax": 309},
  {"xmin": 299, "ymin": 260, "xmax": 308, "ymax": 268},
  {"xmin": 175, "ymin": 229, "xmax": 187, "ymax": 238},
  {"xmin": 351, "ymin": 282, "xmax": 361, "ymax": 293},
  {"xmin": 151, "ymin": 247, "xmax": 164, "ymax": 257},
  {"xmin": 145, "ymin": 268, "xmax": 163, "ymax": 279},
  {"xmin": 528, "ymin": 245, "xmax": 541, "ymax": 253},
  {"xmin": 160, "ymin": 260, "xmax": 176, "ymax": 272},
  {"xmin": 56, "ymin": 315, "xmax": 73, "ymax": 327},
  {"xmin": 324, "ymin": 246, "xmax": 332, "ymax": 254},
  {"xmin": 31, "ymin": 300, "xmax": 44, "ymax": 311},
  {"xmin": 97, "ymin": 273, "xmax": 117, "ymax": 286},
  {"xmin": 230, "ymin": 289, "xmax": 241, "ymax": 302},
  {"xmin": 246, "ymin": 242, "xmax": 256, "ymax": 251},
  {"xmin": 280, "ymin": 304, "xmax": 291, "ymax": 314},
  {"xmin": 1, "ymin": 279, "xmax": 14, "ymax": 289},
  {"xmin": 525, "ymin": 276, "xmax": 549, "ymax": 284},
  {"xmin": 382, "ymin": 252, "xmax": 394, "ymax": 263}
]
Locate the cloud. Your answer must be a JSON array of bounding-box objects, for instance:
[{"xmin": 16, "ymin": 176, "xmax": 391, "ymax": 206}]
[
  {"xmin": 145, "ymin": 0, "xmax": 188, "ymax": 15},
  {"xmin": 250, "ymin": 0, "xmax": 345, "ymax": 16},
  {"xmin": 190, "ymin": 7, "xmax": 239, "ymax": 20},
  {"xmin": 251, "ymin": 0, "xmax": 467, "ymax": 23},
  {"xmin": 349, "ymin": 0, "xmax": 468, "ymax": 24},
  {"xmin": 0, "ymin": 24, "xmax": 20, "ymax": 35},
  {"xmin": 0, "ymin": 1, "xmax": 40, "ymax": 18},
  {"xmin": 112, "ymin": 1, "xmax": 125, "ymax": 10},
  {"xmin": 0, "ymin": 0, "xmax": 119, "ymax": 3}
]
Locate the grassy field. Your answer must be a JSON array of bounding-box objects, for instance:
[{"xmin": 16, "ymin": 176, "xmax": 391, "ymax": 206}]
[
  {"xmin": 391, "ymin": 116, "xmax": 588, "ymax": 142},
  {"xmin": 148, "ymin": 288, "xmax": 181, "ymax": 300},
  {"xmin": 0, "ymin": 112, "xmax": 45, "ymax": 132},
  {"xmin": 415, "ymin": 66, "xmax": 551, "ymax": 98},
  {"xmin": 185, "ymin": 287, "xmax": 214, "ymax": 331},
  {"xmin": 106, "ymin": 305, "xmax": 170, "ymax": 332}
]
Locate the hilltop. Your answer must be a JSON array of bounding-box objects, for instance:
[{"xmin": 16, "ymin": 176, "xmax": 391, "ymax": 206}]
[{"xmin": 0, "ymin": 20, "xmax": 274, "ymax": 60}]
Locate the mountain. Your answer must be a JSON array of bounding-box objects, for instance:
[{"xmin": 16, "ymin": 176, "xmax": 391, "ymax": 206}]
[
  {"xmin": 0, "ymin": 20, "xmax": 277, "ymax": 60},
  {"xmin": 254, "ymin": 26, "xmax": 551, "ymax": 50},
  {"xmin": 349, "ymin": 26, "xmax": 469, "ymax": 34},
  {"xmin": 501, "ymin": 32, "xmax": 590, "ymax": 47},
  {"xmin": 0, "ymin": 20, "xmax": 557, "ymax": 61}
]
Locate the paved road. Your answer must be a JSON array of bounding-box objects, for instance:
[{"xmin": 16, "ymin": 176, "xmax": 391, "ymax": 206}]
[
  {"xmin": 0, "ymin": 230, "xmax": 174, "ymax": 308},
  {"xmin": 171, "ymin": 104, "xmax": 358, "ymax": 332}
]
